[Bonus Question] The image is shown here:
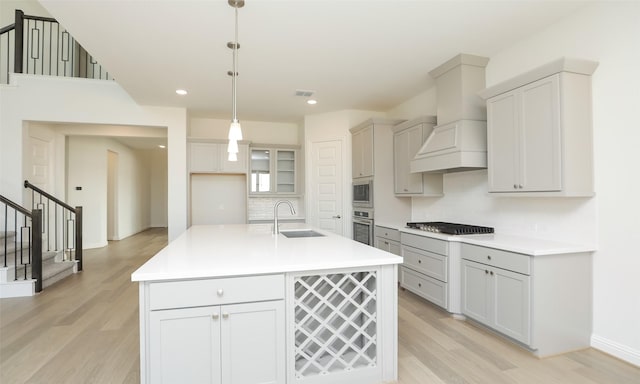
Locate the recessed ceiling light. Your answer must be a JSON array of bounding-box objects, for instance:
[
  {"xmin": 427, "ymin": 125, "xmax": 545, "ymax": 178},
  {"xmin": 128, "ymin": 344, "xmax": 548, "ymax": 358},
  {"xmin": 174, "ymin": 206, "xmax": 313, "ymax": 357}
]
[
  {"xmin": 307, "ymin": 99, "xmax": 317, "ymax": 105},
  {"xmin": 175, "ymin": 89, "xmax": 187, "ymax": 95},
  {"xmin": 158, "ymin": 145, "xmax": 166, "ymax": 149}
]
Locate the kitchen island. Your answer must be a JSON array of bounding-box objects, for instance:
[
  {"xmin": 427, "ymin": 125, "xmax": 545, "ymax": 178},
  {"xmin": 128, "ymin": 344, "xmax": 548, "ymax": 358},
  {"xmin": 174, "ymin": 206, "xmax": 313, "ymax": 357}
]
[{"xmin": 131, "ymin": 224, "xmax": 402, "ymax": 384}]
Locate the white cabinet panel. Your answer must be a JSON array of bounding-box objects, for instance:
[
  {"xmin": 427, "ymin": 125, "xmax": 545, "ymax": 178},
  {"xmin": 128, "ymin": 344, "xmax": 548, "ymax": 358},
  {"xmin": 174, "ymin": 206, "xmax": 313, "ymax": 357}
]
[
  {"xmin": 352, "ymin": 125, "xmax": 374, "ymax": 179},
  {"xmin": 189, "ymin": 142, "xmax": 248, "ymax": 174},
  {"xmin": 482, "ymin": 58, "xmax": 597, "ymax": 196}
]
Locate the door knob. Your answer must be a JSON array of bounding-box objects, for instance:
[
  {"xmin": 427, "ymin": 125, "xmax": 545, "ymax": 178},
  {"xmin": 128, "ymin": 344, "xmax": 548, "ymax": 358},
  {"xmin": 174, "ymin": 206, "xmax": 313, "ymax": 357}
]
[{"xmin": 332, "ymin": 215, "xmax": 341, "ymax": 219}]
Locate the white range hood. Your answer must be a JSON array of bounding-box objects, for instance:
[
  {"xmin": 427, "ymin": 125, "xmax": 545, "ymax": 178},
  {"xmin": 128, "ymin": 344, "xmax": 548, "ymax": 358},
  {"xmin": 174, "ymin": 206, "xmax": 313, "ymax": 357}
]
[{"xmin": 411, "ymin": 54, "xmax": 490, "ymax": 173}]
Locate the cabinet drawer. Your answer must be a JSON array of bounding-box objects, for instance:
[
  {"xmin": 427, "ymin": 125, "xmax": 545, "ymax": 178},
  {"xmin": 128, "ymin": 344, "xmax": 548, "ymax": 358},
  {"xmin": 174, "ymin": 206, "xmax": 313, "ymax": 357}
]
[
  {"xmin": 375, "ymin": 226, "xmax": 400, "ymax": 242},
  {"xmin": 400, "ymin": 267, "xmax": 447, "ymax": 309},
  {"xmin": 461, "ymin": 244, "xmax": 530, "ymax": 275},
  {"xmin": 402, "ymin": 245, "xmax": 447, "ymax": 282},
  {"xmin": 149, "ymin": 274, "xmax": 285, "ymax": 310},
  {"xmin": 401, "ymin": 233, "xmax": 448, "ymax": 256}
]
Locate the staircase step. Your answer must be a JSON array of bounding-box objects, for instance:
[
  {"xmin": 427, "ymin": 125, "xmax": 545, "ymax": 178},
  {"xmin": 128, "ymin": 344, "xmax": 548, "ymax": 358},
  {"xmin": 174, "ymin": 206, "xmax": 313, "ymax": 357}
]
[
  {"xmin": 1, "ymin": 250, "xmax": 58, "ymax": 268},
  {"xmin": 0, "ymin": 231, "xmax": 16, "ymax": 239},
  {"xmin": 42, "ymin": 261, "xmax": 76, "ymax": 288}
]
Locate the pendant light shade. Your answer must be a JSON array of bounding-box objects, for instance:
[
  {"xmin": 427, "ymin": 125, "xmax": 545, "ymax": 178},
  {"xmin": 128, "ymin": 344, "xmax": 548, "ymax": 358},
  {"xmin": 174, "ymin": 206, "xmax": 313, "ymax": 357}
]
[
  {"xmin": 226, "ymin": 0, "xmax": 244, "ymax": 160},
  {"xmin": 228, "ymin": 120, "xmax": 243, "ymax": 141},
  {"xmin": 227, "ymin": 139, "xmax": 239, "ymax": 154}
]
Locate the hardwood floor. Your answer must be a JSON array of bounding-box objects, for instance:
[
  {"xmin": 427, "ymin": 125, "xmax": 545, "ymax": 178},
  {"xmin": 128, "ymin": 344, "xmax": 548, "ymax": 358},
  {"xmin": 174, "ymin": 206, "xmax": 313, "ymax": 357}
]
[{"xmin": 1, "ymin": 228, "xmax": 638, "ymax": 383}]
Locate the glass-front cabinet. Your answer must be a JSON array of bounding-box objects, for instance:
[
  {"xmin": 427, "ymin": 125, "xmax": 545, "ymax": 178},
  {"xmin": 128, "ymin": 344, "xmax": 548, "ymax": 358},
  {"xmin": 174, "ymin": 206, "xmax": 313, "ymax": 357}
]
[{"xmin": 250, "ymin": 147, "xmax": 298, "ymax": 195}]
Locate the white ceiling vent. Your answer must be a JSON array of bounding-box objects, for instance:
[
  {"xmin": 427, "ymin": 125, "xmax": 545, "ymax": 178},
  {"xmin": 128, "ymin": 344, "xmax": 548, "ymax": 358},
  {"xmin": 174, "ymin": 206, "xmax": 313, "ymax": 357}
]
[{"xmin": 295, "ymin": 89, "xmax": 315, "ymax": 97}]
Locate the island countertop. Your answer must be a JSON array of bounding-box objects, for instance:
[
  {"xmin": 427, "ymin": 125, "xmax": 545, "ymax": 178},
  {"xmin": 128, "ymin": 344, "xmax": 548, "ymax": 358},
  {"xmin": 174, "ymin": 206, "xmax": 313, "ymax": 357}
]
[{"xmin": 131, "ymin": 223, "xmax": 402, "ymax": 282}]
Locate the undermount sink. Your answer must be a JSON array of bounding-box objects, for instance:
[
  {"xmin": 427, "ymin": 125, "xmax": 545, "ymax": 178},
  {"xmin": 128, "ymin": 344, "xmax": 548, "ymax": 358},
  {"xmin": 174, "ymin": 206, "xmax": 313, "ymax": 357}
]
[{"xmin": 280, "ymin": 229, "xmax": 325, "ymax": 238}]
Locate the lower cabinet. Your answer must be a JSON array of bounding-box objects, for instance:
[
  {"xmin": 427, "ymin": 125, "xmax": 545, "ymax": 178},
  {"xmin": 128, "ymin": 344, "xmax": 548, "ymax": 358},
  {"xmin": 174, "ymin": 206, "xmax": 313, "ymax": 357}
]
[
  {"xmin": 374, "ymin": 226, "xmax": 401, "ymax": 256},
  {"xmin": 461, "ymin": 259, "xmax": 530, "ymax": 344},
  {"xmin": 149, "ymin": 300, "xmax": 284, "ymax": 384},
  {"xmin": 400, "ymin": 233, "xmax": 449, "ymax": 310}
]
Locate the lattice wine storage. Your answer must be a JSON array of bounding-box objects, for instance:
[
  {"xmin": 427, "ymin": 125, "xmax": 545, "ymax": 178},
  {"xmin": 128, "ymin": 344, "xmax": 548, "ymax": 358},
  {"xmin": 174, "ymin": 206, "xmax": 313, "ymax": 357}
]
[{"xmin": 293, "ymin": 271, "xmax": 378, "ymax": 379}]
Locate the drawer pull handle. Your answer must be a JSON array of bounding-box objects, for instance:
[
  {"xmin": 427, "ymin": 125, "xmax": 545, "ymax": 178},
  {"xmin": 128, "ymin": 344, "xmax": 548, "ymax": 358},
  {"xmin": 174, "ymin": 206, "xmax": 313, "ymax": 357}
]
[
  {"xmin": 217, "ymin": 289, "xmax": 224, "ymax": 297},
  {"xmin": 384, "ymin": 241, "xmax": 389, "ymax": 245},
  {"xmin": 418, "ymin": 283, "xmax": 422, "ymax": 288},
  {"xmin": 487, "ymin": 255, "xmax": 492, "ymax": 260},
  {"xmin": 222, "ymin": 313, "xmax": 229, "ymax": 319},
  {"xmin": 212, "ymin": 314, "xmax": 219, "ymax": 320}
]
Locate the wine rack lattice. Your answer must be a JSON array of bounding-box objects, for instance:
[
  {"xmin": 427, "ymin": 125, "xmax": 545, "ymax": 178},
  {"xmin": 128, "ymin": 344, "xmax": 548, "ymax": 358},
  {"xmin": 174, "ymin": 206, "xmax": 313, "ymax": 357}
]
[{"xmin": 293, "ymin": 271, "xmax": 377, "ymax": 379}]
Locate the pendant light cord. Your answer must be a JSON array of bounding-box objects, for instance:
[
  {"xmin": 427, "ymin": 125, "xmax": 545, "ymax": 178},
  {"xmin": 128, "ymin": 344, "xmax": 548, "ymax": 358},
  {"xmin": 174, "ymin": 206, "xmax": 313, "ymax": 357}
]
[{"xmin": 232, "ymin": 6, "xmax": 238, "ymax": 122}]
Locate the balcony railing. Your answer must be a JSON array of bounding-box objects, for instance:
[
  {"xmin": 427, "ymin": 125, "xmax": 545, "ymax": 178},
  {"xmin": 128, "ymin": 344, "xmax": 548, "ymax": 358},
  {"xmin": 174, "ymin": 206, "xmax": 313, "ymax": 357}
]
[{"xmin": 0, "ymin": 9, "xmax": 112, "ymax": 84}]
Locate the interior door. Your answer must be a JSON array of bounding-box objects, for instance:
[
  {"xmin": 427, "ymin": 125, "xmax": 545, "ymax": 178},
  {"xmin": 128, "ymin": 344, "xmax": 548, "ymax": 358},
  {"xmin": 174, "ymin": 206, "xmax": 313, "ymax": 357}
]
[{"xmin": 310, "ymin": 140, "xmax": 344, "ymax": 235}]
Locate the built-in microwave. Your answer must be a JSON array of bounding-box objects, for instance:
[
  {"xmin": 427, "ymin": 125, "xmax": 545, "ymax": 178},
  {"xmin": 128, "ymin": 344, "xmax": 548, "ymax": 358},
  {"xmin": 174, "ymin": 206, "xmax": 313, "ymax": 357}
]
[{"xmin": 353, "ymin": 178, "xmax": 373, "ymax": 208}]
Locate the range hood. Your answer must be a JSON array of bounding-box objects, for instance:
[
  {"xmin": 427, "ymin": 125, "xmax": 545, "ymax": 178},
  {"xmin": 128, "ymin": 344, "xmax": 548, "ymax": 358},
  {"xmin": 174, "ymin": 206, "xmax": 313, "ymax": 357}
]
[{"xmin": 411, "ymin": 54, "xmax": 490, "ymax": 173}]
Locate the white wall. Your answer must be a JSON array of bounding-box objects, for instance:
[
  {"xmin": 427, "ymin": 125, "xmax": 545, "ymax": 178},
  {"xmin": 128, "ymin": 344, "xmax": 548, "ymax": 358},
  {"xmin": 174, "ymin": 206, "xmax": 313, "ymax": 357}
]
[
  {"xmin": 147, "ymin": 149, "xmax": 168, "ymax": 228},
  {"xmin": 0, "ymin": 74, "xmax": 187, "ymax": 241},
  {"xmin": 386, "ymin": 87, "xmax": 437, "ymax": 121},
  {"xmin": 189, "ymin": 117, "xmax": 300, "ymax": 145},
  {"xmin": 67, "ymin": 136, "xmax": 152, "ymax": 248}
]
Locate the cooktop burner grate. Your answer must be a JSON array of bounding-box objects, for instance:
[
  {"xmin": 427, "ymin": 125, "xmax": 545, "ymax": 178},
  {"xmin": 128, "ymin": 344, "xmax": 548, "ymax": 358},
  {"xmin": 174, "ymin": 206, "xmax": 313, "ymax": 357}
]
[{"xmin": 406, "ymin": 221, "xmax": 494, "ymax": 235}]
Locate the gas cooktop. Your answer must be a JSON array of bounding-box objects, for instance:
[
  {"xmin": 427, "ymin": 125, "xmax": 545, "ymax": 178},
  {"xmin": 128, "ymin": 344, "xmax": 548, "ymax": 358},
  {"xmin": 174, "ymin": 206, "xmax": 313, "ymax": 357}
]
[{"xmin": 406, "ymin": 222, "xmax": 494, "ymax": 235}]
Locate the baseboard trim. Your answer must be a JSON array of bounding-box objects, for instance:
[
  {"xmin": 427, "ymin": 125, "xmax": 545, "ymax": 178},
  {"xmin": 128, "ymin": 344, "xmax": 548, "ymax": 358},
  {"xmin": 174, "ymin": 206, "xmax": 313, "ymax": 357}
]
[
  {"xmin": 0, "ymin": 280, "xmax": 35, "ymax": 298},
  {"xmin": 591, "ymin": 334, "xmax": 640, "ymax": 367}
]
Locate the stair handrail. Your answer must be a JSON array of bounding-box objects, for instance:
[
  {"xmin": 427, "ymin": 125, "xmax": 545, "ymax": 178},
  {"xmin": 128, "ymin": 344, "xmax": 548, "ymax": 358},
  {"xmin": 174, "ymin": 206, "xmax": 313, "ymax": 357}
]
[
  {"xmin": 24, "ymin": 180, "xmax": 83, "ymax": 272},
  {"xmin": 0, "ymin": 193, "xmax": 43, "ymax": 292}
]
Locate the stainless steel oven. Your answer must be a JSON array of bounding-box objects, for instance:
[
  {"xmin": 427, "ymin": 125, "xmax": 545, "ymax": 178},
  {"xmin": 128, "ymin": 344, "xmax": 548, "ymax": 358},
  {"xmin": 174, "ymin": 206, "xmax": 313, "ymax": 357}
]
[
  {"xmin": 352, "ymin": 178, "xmax": 373, "ymax": 208},
  {"xmin": 352, "ymin": 209, "xmax": 374, "ymax": 246}
]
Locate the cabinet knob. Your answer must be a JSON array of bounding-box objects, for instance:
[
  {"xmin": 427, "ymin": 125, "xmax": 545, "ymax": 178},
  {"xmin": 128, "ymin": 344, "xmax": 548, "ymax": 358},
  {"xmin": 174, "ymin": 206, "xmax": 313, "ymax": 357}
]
[
  {"xmin": 519, "ymin": 184, "xmax": 524, "ymax": 189},
  {"xmin": 487, "ymin": 255, "xmax": 492, "ymax": 260},
  {"xmin": 418, "ymin": 283, "xmax": 422, "ymax": 288},
  {"xmin": 418, "ymin": 259, "xmax": 422, "ymax": 264},
  {"xmin": 212, "ymin": 314, "xmax": 219, "ymax": 320},
  {"xmin": 485, "ymin": 270, "xmax": 489, "ymax": 274},
  {"xmin": 514, "ymin": 184, "xmax": 518, "ymax": 189},
  {"xmin": 404, "ymin": 189, "xmax": 408, "ymax": 192},
  {"xmin": 384, "ymin": 241, "xmax": 389, "ymax": 245},
  {"xmin": 222, "ymin": 313, "xmax": 229, "ymax": 319},
  {"xmin": 217, "ymin": 289, "xmax": 224, "ymax": 297},
  {"xmin": 490, "ymin": 271, "xmax": 494, "ymax": 276}
]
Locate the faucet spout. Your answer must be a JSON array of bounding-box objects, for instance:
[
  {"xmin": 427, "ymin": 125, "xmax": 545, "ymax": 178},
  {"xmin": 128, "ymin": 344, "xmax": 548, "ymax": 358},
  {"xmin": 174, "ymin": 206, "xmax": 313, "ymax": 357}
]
[{"xmin": 273, "ymin": 200, "xmax": 296, "ymax": 234}]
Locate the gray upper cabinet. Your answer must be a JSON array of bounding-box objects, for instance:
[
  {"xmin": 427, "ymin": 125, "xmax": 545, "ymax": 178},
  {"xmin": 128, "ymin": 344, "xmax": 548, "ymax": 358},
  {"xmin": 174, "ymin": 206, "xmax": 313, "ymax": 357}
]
[
  {"xmin": 351, "ymin": 125, "xmax": 374, "ymax": 179},
  {"xmin": 392, "ymin": 117, "xmax": 443, "ymax": 196},
  {"xmin": 189, "ymin": 140, "xmax": 248, "ymax": 174},
  {"xmin": 249, "ymin": 146, "xmax": 300, "ymax": 195},
  {"xmin": 480, "ymin": 58, "xmax": 598, "ymax": 197}
]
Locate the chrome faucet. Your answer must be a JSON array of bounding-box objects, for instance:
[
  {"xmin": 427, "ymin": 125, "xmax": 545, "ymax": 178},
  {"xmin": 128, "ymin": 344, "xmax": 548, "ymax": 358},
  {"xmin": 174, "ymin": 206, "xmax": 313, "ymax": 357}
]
[{"xmin": 273, "ymin": 200, "xmax": 296, "ymax": 234}]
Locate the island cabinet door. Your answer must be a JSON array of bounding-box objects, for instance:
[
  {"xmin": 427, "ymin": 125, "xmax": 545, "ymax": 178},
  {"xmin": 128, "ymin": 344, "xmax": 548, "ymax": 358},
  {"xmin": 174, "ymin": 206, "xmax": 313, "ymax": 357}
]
[
  {"xmin": 220, "ymin": 300, "xmax": 285, "ymax": 384},
  {"xmin": 149, "ymin": 306, "xmax": 222, "ymax": 384}
]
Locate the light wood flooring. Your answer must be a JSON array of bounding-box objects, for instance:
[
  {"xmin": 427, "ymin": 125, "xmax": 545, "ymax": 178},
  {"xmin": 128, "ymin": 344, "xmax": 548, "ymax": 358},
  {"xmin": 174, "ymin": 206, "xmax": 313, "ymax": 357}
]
[{"xmin": 1, "ymin": 228, "xmax": 638, "ymax": 383}]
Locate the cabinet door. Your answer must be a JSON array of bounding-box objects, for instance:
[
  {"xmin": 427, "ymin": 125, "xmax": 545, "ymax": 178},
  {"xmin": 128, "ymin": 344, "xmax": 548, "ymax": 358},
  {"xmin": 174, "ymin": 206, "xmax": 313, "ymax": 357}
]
[
  {"xmin": 375, "ymin": 236, "xmax": 391, "ymax": 253},
  {"xmin": 461, "ymin": 260, "xmax": 491, "ymax": 325},
  {"xmin": 520, "ymin": 74, "xmax": 561, "ymax": 192},
  {"xmin": 487, "ymin": 91, "xmax": 519, "ymax": 192},
  {"xmin": 352, "ymin": 127, "xmax": 373, "ymax": 178},
  {"xmin": 492, "ymin": 268, "xmax": 531, "ymax": 345},
  {"xmin": 190, "ymin": 143, "xmax": 221, "ymax": 173},
  {"xmin": 394, "ymin": 125, "xmax": 424, "ymax": 194},
  {"xmin": 149, "ymin": 306, "xmax": 222, "ymax": 384},
  {"xmin": 250, "ymin": 149, "xmax": 272, "ymax": 193},
  {"xmin": 221, "ymin": 301, "xmax": 285, "ymax": 384},
  {"xmin": 221, "ymin": 143, "xmax": 248, "ymax": 174}
]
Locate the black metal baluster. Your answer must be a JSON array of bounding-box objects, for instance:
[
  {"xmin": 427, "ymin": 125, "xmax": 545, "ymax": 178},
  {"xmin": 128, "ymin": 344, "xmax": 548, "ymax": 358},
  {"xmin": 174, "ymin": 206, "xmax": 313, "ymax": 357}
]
[
  {"xmin": 13, "ymin": 210, "xmax": 17, "ymax": 280},
  {"xmin": 3, "ymin": 204, "xmax": 7, "ymax": 268},
  {"xmin": 14, "ymin": 10, "xmax": 23, "ymax": 74}
]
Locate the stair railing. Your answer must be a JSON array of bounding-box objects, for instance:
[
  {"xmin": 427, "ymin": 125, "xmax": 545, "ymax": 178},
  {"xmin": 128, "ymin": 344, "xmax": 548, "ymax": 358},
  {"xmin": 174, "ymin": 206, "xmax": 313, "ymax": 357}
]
[
  {"xmin": 1, "ymin": 194, "xmax": 43, "ymax": 292},
  {"xmin": 0, "ymin": 9, "xmax": 112, "ymax": 85},
  {"xmin": 24, "ymin": 180, "xmax": 82, "ymax": 272}
]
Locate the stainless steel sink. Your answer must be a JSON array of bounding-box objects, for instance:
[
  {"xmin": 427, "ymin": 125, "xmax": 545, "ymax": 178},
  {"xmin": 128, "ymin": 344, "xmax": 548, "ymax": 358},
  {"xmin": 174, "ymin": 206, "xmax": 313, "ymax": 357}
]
[{"xmin": 280, "ymin": 229, "xmax": 325, "ymax": 238}]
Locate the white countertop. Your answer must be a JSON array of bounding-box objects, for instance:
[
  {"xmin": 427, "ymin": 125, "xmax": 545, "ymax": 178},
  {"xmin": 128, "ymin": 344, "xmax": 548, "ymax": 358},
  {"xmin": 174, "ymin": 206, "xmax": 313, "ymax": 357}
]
[
  {"xmin": 396, "ymin": 226, "xmax": 595, "ymax": 256},
  {"xmin": 131, "ymin": 223, "xmax": 402, "ymax": 282}
]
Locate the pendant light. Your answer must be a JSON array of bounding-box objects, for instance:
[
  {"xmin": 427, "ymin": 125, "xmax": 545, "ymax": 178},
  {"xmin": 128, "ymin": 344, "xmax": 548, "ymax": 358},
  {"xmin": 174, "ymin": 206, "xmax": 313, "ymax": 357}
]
[{"xmin": 227, "ymin": 0, "xmax": 244, "ymax": 161}]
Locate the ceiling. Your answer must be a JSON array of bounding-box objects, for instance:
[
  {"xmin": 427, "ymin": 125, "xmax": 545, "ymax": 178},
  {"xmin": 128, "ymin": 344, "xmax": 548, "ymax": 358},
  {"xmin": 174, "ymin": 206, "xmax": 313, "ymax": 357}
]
[{"xmin": 38, "ymin": 0, "xmax": 592, "ymax": 123}]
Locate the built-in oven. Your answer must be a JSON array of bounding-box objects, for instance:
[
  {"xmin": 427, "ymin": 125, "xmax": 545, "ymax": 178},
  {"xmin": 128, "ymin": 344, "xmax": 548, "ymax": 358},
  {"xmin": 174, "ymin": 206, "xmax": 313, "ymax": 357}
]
[
  {"xmin": 352, "ymin": 178, "xmax": 373, "ymax": 208},
  {"xmin": 352, "ymin": 208, "xmax": 374, "ymax": 246}
]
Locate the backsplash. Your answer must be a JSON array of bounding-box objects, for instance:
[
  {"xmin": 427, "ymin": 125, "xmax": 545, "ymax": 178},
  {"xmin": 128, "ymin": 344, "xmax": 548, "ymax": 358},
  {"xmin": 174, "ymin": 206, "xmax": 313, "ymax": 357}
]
[
  {"xmin": 248, "ymin": 197, "xmax": 304, "ymax": 221},
  {"xmin": 411, "ymin": 170, "xmax": 597, "ymax": 246}
]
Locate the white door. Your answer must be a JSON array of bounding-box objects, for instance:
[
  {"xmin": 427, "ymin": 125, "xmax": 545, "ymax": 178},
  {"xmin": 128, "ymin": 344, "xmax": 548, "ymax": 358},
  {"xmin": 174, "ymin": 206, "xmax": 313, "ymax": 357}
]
[
  {"xmin": 107, "ymin": 150, "xmax": 118, "ymax": 240},
  {"xmin": 310, "ymin": 140, "xmax": 344, "ymax": 235},
  {"xmin": 27, "ymin": 136, "xmax": 52, "ymax": 192}
]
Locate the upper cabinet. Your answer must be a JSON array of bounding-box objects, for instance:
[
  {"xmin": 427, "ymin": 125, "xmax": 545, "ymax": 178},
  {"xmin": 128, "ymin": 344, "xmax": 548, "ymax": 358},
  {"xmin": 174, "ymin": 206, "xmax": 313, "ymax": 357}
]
[
  {"xmin": 392, "ymin": 117, "xmax": 443, "ymax": 196},
  {"xmin": 351, "ymin": 125, "xmax": 374, "ymax": 179},
  {"xmin": 189, "ymin": 140, "xmax": 248, "ymax": 174},
  {"xmin": 479, "ymin": 58, "xmax": 598, "ymax": 197},
  {"xmin": 249, "ymin": 146, "xmax": 300, "ymax": 196}
]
